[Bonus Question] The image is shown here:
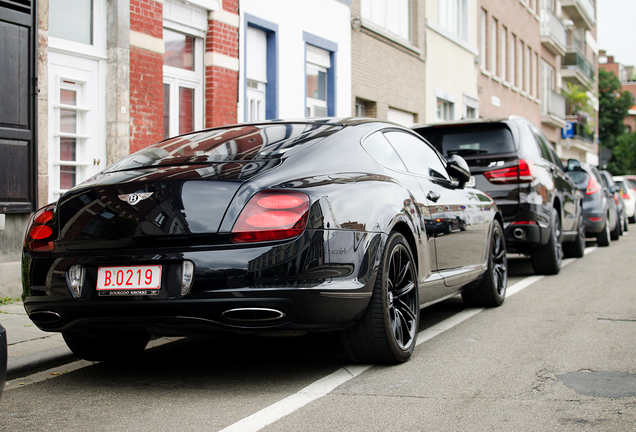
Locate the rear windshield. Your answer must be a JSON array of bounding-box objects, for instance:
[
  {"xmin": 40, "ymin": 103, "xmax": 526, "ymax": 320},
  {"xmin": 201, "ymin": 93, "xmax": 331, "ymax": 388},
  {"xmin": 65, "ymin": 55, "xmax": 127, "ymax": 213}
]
[
  {"xmin": 416, "ymin": 124, "xmax": 515, "ymax": 157},
  {"xmin": 105, "ymin": 122, "xmax": 342, "ymax": 172},
  {"xmin": 567, "ymin": 170, "xmax": 590, "ymax": 189}
]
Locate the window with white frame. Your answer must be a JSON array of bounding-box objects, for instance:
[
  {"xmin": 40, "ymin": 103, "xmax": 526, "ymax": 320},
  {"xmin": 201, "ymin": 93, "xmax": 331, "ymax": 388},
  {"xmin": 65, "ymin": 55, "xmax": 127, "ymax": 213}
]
[
  {"xmin": 490, "ymin": 17, "xmax": 498, "ymax": 75},
  {"xmin": 361, "ymin": 0, "xmax": 410, "ymax": 41},
  {"xmin": 436, "ymin": 98, "xmax": 454, "ymax": 121},
  {"xmin": 306, "ymin": 45, "xmax": 330, "ymax": 117},
  {"xmin": 162, "ymin": 1, "xmax": 206, "ymax": 139},
  {"xmin": 518, "ymin": 40, "xmax": 524, "ymax": 91},
  {"xmin": 464, "ymin": 94, "xmax": 479, "ymax": 119},
  {"xmin": 480, "ymin": 9, "xmax": 487, "ymax": 69},
  {"xmin": 540, "ymin": 60, "xmax": 555, "ymax": 114},
  {"xmin": 501, "ymin": 26, "xmax": 507, "ymax": 82},
  {"xmin": 439, "ymin": 0, "xmax": 468, "ymax": 41},
  {"xmin": 511, "ymin": 33, "xmax": 517, "ymax": 87},
  {"xmin": 246, "ymin": 26, "xmax": 267, "ymax": 122}
]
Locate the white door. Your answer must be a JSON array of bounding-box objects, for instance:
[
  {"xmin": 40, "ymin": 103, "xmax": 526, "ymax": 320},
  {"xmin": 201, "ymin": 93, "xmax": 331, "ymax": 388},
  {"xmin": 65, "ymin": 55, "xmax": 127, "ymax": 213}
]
[{"xmin": 48, "ymin": 53, "xmax": 104, "ymax": 202}]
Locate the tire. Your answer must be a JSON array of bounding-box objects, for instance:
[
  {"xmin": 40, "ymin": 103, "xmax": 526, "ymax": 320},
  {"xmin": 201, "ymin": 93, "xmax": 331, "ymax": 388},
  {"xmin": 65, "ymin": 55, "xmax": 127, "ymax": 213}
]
[
  {"xmin": 462, "ymin": 220, "xmax": 507, "ymax": 307},
  {"xmin": 629, "ymin": 211, "xmax": 635, "ymax": 224},
  {"xmin": 340, "ymin": 232, "xmax": 419, "ymax": 364},
  {"xmin": 62, "ymin": 331, "xmax": 150, "ymax": 362},
  {"xmin": 563, "ymin": 213, "xmax": 586, "ymax": 258},
  {"xmin": 611, "ymin": 213, "xmax": 621, "ymax": 241},
  {"xmin": 597, "ymin": 217, "xmax": 611, "ymax": 247},
  {"xmin": 623, "ymin": 214, "xmax": 629, "ymax": 232},
  {"xmin": 531, "ymin": 208, "xmax": 562, "ymax": 275}
]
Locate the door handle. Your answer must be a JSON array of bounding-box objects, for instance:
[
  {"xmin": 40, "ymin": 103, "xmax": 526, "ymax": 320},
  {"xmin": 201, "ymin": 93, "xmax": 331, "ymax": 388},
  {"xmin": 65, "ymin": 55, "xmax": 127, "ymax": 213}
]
[{"xmin": 427, "ymin": 191, "xmax": 441, "ymax": 202}]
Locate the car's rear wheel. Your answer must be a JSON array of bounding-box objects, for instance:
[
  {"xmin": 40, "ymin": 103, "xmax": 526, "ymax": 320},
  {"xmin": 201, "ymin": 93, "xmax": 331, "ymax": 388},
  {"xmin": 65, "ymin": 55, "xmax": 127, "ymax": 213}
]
[
  {"xmin": 340, "ymin": 232, "xmax": 419, "ymax": 364},
  {"xmin": 629, "ymin": 210, "xmax": 636, "ymax": 224},
  {"xmin": 531, "ymin": 208, "xmax": 562, "ymax": 275},
  {"xmin": 563, "ymin": 213, "xmax": 586, "ymax": 258},
  {"xmin": 597, "ymin": 217, "xmax": 611, "ymax": 247},
  {"xmin": 462, "ymin": 220, "xmax": 507, "ymax": 307},
  {"xmin": 611, "ymin": 213, "xmax": 621, "ymax": 240},
  {"xmin": 62, "ymin": 331, "xmax": 150, "ymax": 362}
]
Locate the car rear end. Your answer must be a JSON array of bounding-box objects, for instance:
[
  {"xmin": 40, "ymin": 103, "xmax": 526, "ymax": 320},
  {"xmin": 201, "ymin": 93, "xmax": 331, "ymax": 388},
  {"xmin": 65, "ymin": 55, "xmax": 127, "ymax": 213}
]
[
  {"xmin": 413, "ymin": 120, "xmax": 545, "ymax": 252},
  {"xmin": 568, "ymin": 165, "xmax": 607, "ymax": 235},
  {"xmin": 613, "ymin": 176, "xmax": 636, "ymax": 221},
  {"xmin": 21, "ymin": 122, "xmax": 374, "ymax": 336}
]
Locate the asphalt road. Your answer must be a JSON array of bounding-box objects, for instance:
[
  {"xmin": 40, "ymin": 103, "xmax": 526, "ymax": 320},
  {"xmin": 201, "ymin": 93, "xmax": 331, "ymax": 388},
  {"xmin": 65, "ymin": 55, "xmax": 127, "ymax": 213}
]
[{"xmin": 1, "ymin": 234, "xmax": 635, "ymax": 431}]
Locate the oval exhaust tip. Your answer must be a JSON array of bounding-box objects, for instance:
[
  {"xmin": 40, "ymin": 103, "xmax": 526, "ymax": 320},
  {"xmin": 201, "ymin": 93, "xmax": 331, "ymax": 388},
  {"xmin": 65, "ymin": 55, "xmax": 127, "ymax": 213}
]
[
  {"xmin": 29, "ymin": 311, "xmax": 62, "ymax": 324},
  {"xmin": 222, "ymin": 308, "xmax": 285, "ymax": 323}
]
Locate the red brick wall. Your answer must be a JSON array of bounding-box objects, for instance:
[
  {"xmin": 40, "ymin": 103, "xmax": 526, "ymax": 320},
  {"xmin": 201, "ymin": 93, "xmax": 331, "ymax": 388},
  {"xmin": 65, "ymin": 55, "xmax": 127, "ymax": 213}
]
[
  {"xmin": 130, "ymin": 0, "xmax": 164, "ymax": 153},
  {"xmin": 205, "ymin": 16, "xmax": 239, "ymax": 128}
]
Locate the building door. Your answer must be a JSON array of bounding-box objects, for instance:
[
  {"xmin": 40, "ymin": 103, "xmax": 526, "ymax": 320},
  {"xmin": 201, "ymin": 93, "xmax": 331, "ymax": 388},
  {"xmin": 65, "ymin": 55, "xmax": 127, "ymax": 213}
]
[
  {"xmin": 0, "ymin": 1, "xmax": 38, "ymax": 213},
  {"xmin": 48, "ymin": 0, "xmax": 106, "ymax": 203},
  {"xmin": 246, "ymin": 26, "xmax": 267, "ymax": 122},
  {"xmin": 48, "ymin": 55, "xmax": 103, "ymax": 202}
]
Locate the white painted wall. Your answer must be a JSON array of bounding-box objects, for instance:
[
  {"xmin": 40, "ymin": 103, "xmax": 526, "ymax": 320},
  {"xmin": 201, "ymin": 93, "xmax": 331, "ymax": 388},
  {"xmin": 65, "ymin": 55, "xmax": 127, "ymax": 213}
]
[
  {"xmin": 425, "ymin": 0, "xmax": 480, "ymax": 124},
  {"xmin": 238, "ymin": 0, "xmax": 352, "ymax": 121}
]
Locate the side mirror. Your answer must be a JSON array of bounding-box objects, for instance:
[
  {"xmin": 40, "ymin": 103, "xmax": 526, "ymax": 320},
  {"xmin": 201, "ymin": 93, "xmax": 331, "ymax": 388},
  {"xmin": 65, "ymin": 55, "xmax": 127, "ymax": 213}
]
[
  {"xmin": 566, "ymin": 158, "xmax": 582, "ymax": 172},
  {"xmin": 611, "ymin": 184, "xmax": 620, "ymax": 194},
  {"xmin": 446, "ymin": 154, "xmax": 471, "ymax": 187}
]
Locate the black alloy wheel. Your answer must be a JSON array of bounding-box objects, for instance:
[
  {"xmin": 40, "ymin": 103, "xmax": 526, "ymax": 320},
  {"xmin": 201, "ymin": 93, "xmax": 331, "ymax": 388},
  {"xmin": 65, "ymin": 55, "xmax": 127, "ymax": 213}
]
[
  {"xmin": 62, "ymin": 331, "xmax": 150, "ymax": 362},
  {"xmin": 462, "ymin": 220, "xmax": 507, "ymax": 307},
  {"xmin": 563, "ymin": 213, "xmax": 586, "ymax": 258},
  {"xmin": 340, "ymin": 232, "xmax": 419, "ymax": 364},
  {"xmin": 531, "ymin": 208, "xmax": 562, "ymax": 275}
]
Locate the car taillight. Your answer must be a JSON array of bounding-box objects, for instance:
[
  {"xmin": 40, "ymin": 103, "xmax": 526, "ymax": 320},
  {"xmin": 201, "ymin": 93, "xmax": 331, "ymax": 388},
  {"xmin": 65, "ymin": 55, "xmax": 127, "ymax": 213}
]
[
  {"xmin": 614, "ymin": 194, "xmax": 619, "ymax": 204},
  {"xmin": 483, "ymin": 159, "xmax": 537, "ymax": 184},
  {"xmin": 231, "ymin": 191, "xmax": 310, "ymax": 243},
  {"xmin": 25, "ymin": 204, "xmax": 56, "ymax": 252},
  {"xmin": 622, "ymin": 192, "xmax": 630, "ymax": 199},
  {"xmin": 586, "ymin": 176, "xmax": 600, "ymax": 195}
]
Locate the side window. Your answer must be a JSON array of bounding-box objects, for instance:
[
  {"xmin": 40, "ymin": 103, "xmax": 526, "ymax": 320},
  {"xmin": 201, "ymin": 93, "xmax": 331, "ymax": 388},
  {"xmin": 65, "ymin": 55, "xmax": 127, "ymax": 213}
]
[
  {"xmin": 361, "ymin": 132, "xmax": 408, "ymax": 171},
  {"xmin": 384, "ymin": 131, "xmax": 450, "ymax": 181},
  {"xmin": 529, "ymin": 126, "xmax": 553, "ymax": 163}
]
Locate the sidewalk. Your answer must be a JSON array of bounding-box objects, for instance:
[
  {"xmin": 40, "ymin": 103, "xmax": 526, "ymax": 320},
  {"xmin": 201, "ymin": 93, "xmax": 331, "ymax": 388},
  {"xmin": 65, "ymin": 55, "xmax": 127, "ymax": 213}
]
[{"xmin": 0, "ymin": 300, "xmax": 75, "ymax": 379}]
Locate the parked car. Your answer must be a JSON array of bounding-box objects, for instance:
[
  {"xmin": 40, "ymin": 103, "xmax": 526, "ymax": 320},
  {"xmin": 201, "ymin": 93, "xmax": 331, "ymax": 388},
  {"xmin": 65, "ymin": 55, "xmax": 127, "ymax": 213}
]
[
  {"xmin": 22, "ymin": 119, "xmax": 507, "ymax": 365},
  {"xmin": 0, "ymin": 324, "xmax": 6, "ymax": 399},
  {"xmin": 564, "ymin": 161, "xmax": 619, "ymax": 246},
  {"xmin": 615, "ymin": 176, "xmax": 636, "ymax": 223},
  {"xmin": 599, "ymin": 170, "xmax": 627, "ymax": 235},
  {"xmin": 413, "ymin": 116, "xmax": 585, "ymax": 275}
]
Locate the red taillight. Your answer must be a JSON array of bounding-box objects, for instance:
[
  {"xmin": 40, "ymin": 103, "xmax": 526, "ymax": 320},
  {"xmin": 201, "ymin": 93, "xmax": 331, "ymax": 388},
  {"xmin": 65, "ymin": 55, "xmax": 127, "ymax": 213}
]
[
  {"xmin": 231, "ymin": 191, "xmax": 310, "ymax": 243},
  {"xmin": 622, "ymin": 192, "xmax": 630, "ymax": 200},
  {"xmin": 586, "ymin": 175, "xmax": 600, "ymax": 195},
  {"xmin": 25, "ymin": 204, "xmax": 56, "ymax": 251},
  {"xmin": 510, "ymin": 221, "xmax": 538, "ymax": 225},
  {"xmin": 483, "ymin": 159, "xmax": 537, "ymax": 184}
]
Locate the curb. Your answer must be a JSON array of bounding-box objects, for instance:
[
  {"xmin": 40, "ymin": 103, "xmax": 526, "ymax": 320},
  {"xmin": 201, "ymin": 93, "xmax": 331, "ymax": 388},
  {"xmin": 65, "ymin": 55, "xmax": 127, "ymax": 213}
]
[{"xmin": 7, "ymin": 346, "xmax": 77, "ymax": 379}]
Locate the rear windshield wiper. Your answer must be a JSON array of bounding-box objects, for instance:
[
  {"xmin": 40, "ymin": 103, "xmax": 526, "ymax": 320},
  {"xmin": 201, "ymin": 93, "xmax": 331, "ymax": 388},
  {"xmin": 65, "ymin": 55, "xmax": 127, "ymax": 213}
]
[{"xmin": 446, "ymin": 149, "xmax": 489, "ymax": 156}]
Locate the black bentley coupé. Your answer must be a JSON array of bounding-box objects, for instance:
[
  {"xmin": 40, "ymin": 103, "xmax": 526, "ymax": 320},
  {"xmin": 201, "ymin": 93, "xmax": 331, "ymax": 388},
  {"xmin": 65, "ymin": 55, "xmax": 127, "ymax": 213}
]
[{"xmin": 22, "ymin": 118, "xmax": 507, "ymax": 364}]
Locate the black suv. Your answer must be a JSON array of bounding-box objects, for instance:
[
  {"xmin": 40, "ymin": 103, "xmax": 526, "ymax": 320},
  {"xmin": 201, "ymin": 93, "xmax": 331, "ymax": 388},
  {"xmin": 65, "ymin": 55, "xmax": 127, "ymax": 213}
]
[{"xmin": 413, "ymin": 116, "xmax": 585, "ymax": 275}]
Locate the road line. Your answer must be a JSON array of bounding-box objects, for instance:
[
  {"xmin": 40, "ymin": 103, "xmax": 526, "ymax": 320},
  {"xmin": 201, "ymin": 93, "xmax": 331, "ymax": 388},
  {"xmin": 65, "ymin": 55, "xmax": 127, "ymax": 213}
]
[{"xmin": 218, "ymin": 246, "xmax": 601, "ymax": 432}]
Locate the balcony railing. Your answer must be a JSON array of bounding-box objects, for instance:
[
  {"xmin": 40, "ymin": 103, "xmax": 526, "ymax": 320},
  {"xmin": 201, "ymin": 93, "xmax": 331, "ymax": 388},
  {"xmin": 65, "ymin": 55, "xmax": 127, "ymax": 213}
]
[
  {"xmin": 561, "ymin": 0, "xmax": 596, "ymax": 30},
  {"xmin": 540, "ymin": 9, "xmax": 567, "ymax": 52},
  {"xmin": 565, "ymin": 115, "xmax": 595, "ymax": 145},
  {"xmin": 562, "ymin": 49, "xmax": 594, "ymax": 82},
  {"xmin": 542, "ymin": 90, "xmax": 566, "ymax": 118}
]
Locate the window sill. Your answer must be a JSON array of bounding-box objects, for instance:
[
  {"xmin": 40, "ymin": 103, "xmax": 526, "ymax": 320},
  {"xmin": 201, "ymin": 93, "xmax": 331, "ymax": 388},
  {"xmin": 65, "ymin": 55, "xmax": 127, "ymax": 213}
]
[
  {"xmin": 492, "ymin": 75, "xmax": 502, "ymax": 83},
  {"xmin": 360, "ymin": 19, "xmax": 422, "ymax": 56},
  {"xmin": 481, "ymin": 68, "xmax": 492, "ymax": 77},
  {"xmin": 426, "ymin": 19, "xmax": 478, "ymax": 56},
  {"xmin": 503, "ymin": 80, "xmax": 512, "ymax": 88},
  {"xmin": 512, "ymin": 86, "xmax": 520, "ymax": 93}
]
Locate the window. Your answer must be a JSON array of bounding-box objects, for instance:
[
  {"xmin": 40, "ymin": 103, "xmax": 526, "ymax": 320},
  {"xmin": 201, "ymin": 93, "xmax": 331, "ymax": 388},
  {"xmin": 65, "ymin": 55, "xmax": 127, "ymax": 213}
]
[
  {"xmin": 439, "ymin": 0, "xmax": 468, "ymax": 41},
  {"xmin": 384, "ymin": 131, "xmax": 449, "ymax": 180},
  {"xmin": 355, "ymin": 100, "xmax": 366, "ymax": 117},
  {"xmin": 304, "ymin": 33, "xmax": 337, "ymax": 118},
  {"xmin": 163, "ymin": 27, "xmax": 203, "ymax": 139},
  {"xmin": 490, "ymin": 17, "xmax": 498, "ymax": 75},
  {"xmin": 437, "ymin": 98, "xmax": 454, "ymax": 121},
  {"xmin": 533, "ymin": 52, "xmax": 539, "ymax": 98},
  {"xmin": 511, "ymin": 33, "xmax": 517, "ymax": 87},
  {"xmin": 49, "ymin": 0, "xmax": 93, "ymax": 44},
  {"xmin": 519, "ymin": 40, "xmax": 524, "ymax": 91},
  {"xmin": 501, "ymin": 26, "xmax": 507, "ymax": 82},
  {"xmin": 361, "ymin": 0, "xmax": 410, "ymax": 41},
  {"xmin": 526, "ymin": 46, "xmax": 532, "ymax": 93},
  {"xmin": 480, "ymin": 9, "xmax": 487, "ymax": 69},
  {"xmin": 306, "ymin": 45, "xmax": 330, "ymax": 117},
  {"xmin": 541, "ymin": 60, "xmax": 556, "ymax": 114},
  {"xmin": 244, "ymin": 15, "xmax": 278, "ymax": 122},
  {"xmin": 361, "ymin": 132, "xmax": 407, "ymax": 171},
  {"xmin": 464, "ymin": 94, "xmax": 479, "ymax": 119}
]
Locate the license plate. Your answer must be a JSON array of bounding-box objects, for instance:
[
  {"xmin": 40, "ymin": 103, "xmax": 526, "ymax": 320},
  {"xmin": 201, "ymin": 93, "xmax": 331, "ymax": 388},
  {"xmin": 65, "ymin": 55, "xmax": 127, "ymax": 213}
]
[
  {"xmin": 97, "ymin": 265, "xmax": 161, "ymax": 296},
  {"xmin": 466, "ymin": 176, "xmax": 476, "ymax": 188}
]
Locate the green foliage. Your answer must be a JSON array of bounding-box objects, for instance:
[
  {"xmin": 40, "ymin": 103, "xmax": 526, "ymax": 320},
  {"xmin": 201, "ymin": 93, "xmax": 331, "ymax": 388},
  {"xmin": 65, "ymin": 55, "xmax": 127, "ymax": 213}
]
[
  {"xmin": 599, "ymin": 69, "xmax": 635, "ymax": 145},
  {"xmin": 563, "ymin": 82, "xmax": 595, "ymax": 135},
  {"xmin": 0, "ymin": 296, "xmax": 18, "ymax": 305},
  {"xmin": 598, "ymin": 69, "xmax": 636, "ymax": 174}
]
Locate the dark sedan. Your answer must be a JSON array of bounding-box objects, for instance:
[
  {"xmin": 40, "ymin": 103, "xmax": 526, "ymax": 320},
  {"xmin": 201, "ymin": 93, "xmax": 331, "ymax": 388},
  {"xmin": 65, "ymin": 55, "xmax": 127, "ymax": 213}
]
[{"xmin": 22, "ymin": 119, "xmax": 506, "ymax": 364}]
